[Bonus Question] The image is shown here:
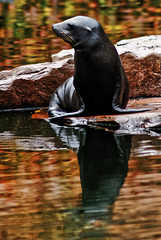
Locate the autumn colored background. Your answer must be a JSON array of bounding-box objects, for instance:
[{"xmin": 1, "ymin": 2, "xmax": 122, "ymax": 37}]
[{"xmin": 0, "ymin": 0, "xmax": 160, "ymax": 70}]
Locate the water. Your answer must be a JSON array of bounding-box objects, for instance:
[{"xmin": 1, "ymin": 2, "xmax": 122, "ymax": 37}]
[
  {"xmin": 0, "ymin": 0, "xmax": 161, "ymax": 70},
  {"xmin": 0, "ymin": 112, "xmax": 161, "ymax": 239}
]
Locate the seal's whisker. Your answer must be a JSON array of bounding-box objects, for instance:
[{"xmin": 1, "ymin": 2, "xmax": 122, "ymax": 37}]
[
  {"xmin": 65, "ymin": 35, "xmax": 76, "ymax": 44},
  {"xmin": 55, "ymin": 29, "xmax": 76, "ymax": 45}
]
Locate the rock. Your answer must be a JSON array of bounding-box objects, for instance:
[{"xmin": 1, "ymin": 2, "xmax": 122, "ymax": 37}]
[
  {"xmin": 116, "ymin": 35, "xmax": 161, "ymax": 58},
  {"xmin": 62, "ymin": 97, "xmax": 161, "ymax": 135},
  {"xmin": 51, "ymin": 49, "xmax": 74, "ymax": 62},
  {"xmin": 33, "ymin": 97, "xmax": 161, "ymax": 135},
  {"xmin": 0, "ymin": 56, "xmax": 74, "ymax": 109},
  {"xmin": 116, "ymin": 35, "xmax": 161, "ymax": 98},
  {"xmin": 0, "ymin": 35, "xmax": 160, "ymax": 109}
]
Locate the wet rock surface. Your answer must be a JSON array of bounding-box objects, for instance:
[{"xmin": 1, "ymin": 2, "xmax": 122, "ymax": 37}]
[
  {"xmin": 33, "ymin": 98, "xmax": 161, "ymax": 135},
  {"xmin": 0, "ymin": 35, "xmax": 160, "ymax": 109},
  {"xmin": 63, "ymin": 98, "xmax": 161, "ymax": 135}
]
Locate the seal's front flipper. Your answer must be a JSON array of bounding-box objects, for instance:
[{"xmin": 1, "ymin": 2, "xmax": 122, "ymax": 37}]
[
  {"xmin": 112, "ymin": 103, "xmax": 154, "ymax": 114},
  {"xmin": 112, "ymin": 83, "xmax": 155, "ymax": 114}
]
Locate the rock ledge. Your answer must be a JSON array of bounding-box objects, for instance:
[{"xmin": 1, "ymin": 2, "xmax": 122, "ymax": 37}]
[{"xmin": 0, "ymin": 35, "xmax": 160, "ymax": 109}]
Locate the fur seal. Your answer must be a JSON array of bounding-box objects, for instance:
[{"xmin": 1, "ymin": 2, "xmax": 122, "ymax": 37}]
[{"xmin": 48, "ymin": 16, "xmax": 150, "ymax": 118}]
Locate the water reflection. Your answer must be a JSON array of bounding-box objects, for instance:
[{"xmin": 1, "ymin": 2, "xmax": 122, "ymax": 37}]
[
  {"xmin": 0, "ymin": 0, "xmax": 160, "ymax": 70},
  {"xmin": 1, "ymin": 112, "xmax": 161, "ymax": 238},
  {"xmin": 77, "ymin": 128, "xmax": 131, "ymax": 209},
  {"xmin": 0, "ymin": 0, "xmax": 13, "ymax": 2},
  {"xmin": 0, "ymin": 112, "xmax": 69, "ymax": 150},
  {"xmin": 0, "ymin": 111, "xmax": 131, "ymax": 219},
  {"xmin": 50, "ymin": 122, "xmax": 131, "ymax": 237}
]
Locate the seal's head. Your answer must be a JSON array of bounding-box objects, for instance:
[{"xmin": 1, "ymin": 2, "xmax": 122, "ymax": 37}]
[{"xmin": 52, "ymin": 16, "xmax": 105, "ymax": 50}]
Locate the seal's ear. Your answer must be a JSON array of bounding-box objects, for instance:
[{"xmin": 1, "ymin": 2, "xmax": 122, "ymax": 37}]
[{"xmin": 86, "ymin": 27, "xmax": 92, "ymax": 32}]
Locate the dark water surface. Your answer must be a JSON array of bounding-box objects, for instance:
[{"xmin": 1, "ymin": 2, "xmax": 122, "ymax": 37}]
[
  {"xmin": 0, "ymin": 112, "xmax": 161, "ymax": 239},
  {"xmin": 0, "ymin": 0, "xmax": 161, "ymax": 70}
]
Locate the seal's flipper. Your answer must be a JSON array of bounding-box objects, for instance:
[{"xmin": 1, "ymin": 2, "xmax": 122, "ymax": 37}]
[
  {"xmin": 112, "ymin": 84, "xmax": 154, "ymax": 114},
  {"xmin": 112, "ymin": 103, "xmax": 153, "ymax": 114},
  {"xmin": 48, "ymin": 77, "xmax": 85, "ymax": 119}
]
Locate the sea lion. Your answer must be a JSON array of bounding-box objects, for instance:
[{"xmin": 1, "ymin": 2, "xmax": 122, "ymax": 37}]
[{"xmin": 48, "ymin": 16, "xmax": 150, "ymax": 118}]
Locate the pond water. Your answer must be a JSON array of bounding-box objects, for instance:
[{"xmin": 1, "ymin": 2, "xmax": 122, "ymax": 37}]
[
  {"xmin": 0, "ymin": 112, "xmax": 161, "ymax": 239},
  {"xmin": 0, "ymin": 0, "xmax": 161, "ymax": 70}
]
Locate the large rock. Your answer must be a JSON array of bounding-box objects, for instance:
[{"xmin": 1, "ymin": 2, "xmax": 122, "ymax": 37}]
[
  {"xmin": 116, "ymin": 35, "xmax": 161, "ymax": 98},
  {"xmin": 0, "ymin": 35, "xmax": 160, "ymax": 109},
  {"xmin": 0, "ymin": 53, "xmax": 74, "ymax": 109}
]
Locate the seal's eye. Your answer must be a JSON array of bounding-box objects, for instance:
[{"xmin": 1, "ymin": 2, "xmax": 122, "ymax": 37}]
[{"xmin": 67, "ymin": 23, "xmax": 74, "ymax": 30}]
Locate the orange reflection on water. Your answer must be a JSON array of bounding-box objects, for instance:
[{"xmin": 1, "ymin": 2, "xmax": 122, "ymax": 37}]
[
  {"xmin": 0, "ymin": 0, "xmax": 160, "ymax": 70},
  {"xmin": 109, "ymin": 143, "xmax": 161, "ymax": 240},
  {"xmin": 1, "ymin": 117, "xmax": 161, "ymax": 239},
  {"xmin": 0, "ymin": 148, "xmax": 81, "ymax": 239}
]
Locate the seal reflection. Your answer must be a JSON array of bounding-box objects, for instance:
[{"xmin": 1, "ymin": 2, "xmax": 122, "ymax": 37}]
[
  {"xmin": 78, "ymin": 128, "xmax": 131, "ymax": 213},
  {"xmin": 50, "ymin": 123, "xmax": 131, "ymax": 215}
]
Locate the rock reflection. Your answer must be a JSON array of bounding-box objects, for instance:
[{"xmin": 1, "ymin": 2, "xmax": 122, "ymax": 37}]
[
  {"xmin": 50, "ymin": 123, "xmax": 132, "ymax": 237},
  {"xmin": 0, "ymin": 112, "xmax": 69, "ymax": 150}
]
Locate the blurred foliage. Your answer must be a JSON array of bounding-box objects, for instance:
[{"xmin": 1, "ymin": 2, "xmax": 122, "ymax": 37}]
[{"xmin": 0, "ymin": 0, "xmax": 160, "ymax": 70}]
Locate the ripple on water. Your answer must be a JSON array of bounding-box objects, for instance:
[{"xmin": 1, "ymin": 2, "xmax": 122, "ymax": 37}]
[{"xmin": 0, "ymin": 114, "xmax": 161, "ymax": 239}]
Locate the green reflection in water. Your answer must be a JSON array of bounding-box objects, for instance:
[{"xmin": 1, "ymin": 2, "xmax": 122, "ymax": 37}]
[
  {"xmin": 0, "ymin": 0, "xmax": 160, "ymax": 70},
  {"xmin": 0, "ymin": 112, "xmax": 161, "ymax": 238}
]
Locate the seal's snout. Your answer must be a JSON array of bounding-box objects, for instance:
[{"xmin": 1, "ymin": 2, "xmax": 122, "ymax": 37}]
[
  {"xmin": 52, "ymin": 24, "xmax": 56, "ymax": 32},
  {"xmin": 52, "ymin": 24, "xmax": 61, "ymax": 36},
  {"xmin": 52, "ymin": 22, "xmax": 76, "ymax": 46},
  {"xmin": 52, "ymin": 23, "xmax": 60, "ymax": 33}
]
